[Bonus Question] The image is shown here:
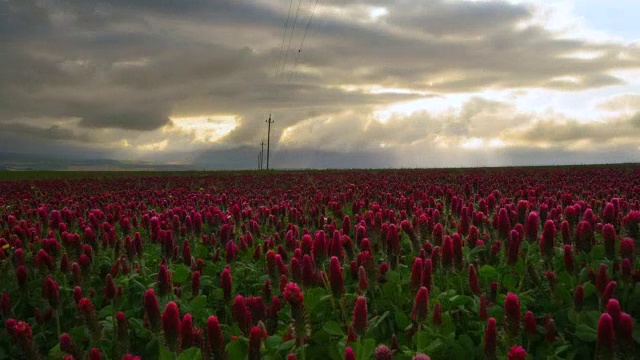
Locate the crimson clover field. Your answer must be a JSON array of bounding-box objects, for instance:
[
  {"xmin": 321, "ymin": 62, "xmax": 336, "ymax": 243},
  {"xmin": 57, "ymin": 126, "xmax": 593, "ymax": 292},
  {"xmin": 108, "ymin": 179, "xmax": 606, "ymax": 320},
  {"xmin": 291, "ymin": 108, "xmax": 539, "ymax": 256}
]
[{"xmin": 1, "ymin": 167, "xmax": 639, "ymax": 360}]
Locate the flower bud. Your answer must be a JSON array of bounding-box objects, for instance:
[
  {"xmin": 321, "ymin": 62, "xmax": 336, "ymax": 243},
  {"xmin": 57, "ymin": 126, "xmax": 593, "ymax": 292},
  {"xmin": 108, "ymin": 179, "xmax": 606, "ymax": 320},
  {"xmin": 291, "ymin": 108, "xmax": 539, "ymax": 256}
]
[
  {"xmin": 504, "ymin": 293, "xmax": 520, "ymax": 337},
  {"xmin": 479, "ymin": 295, "xmax": 488, "ymax": 321},
  {"xmin": 411, "ymin": 287, "xmax": 429, "ymax": 324},
  {"xmin": 233, "ymin": 295, "xmax": 251, "ymax": 335},
  {"xmin": 352, "ymin": 296, "xmax": 368, "ymax": 336},
  {"xmin": 409, "ymin": 258, "xmax": 423, "ymax": 292},
  {"xmin": 221, "ymin": 267, "xmax": 232, "ymax": 302},
  {"xmin": 601, "ymin": 281, "xmax": 616, "ymax": 308},
  {"xmin": 484, "ymin": 318, "xmax": 497, "ymax": 357},
  {"xmin": 207, "ymin": 316, "xmax": 225, "ymax": 360},
  {"xmin": 162, "ymin": 302, "xmax": 181, "ymax": 351},
  {"xmin": 329, "ymin": 256, "xmax": 345, "ymax": 298},
  {"xmin": 143, "ymin": 289, "xmax": 161, "ymax": 331},
  {"xmin": 358, "ymin": 266, "xmax": 368, "ymax": 293},
  {"xmin": 524, "ymin": 311, "xmax": 537, "ymax": 337},
  {"xmin": 249, "ymin": 326, "xmax": 264, "ymax": 360},
  {"xmin": 432, "ymin": 302, "xmax": 442, "ymax": 326},
  {"xmin": 507, "ymin": 345, "xmax": 526, "ymax": 360},
  {"xmin": 157, "ymin": 264, "xmax": 172, "ymax": 297},
  {"xmin": 596, "ymin": 264, "xmax": 608, "ymax": 295},
  {"xmin": 345, "ymin": 347, "xmax": 356, "ymax": 360},
  {"xmin": 563, "ymin": 245, "xmax": 574, "ymax": 272},
  {"xmin": 374, "ymin": 344, "xmax": 392, "ymax": 360},
  {"xmin": 421, "ymin": 258, "xmax": 432, "ymax": 290},
  {"xmin": 180, "ymin": 314, "xmax": 194, "ymax": 349},
  {"xmin": 597, "ymin": 313, "xmax": 615, "ymax": 356},
  {"xmin": 191, "ymin": 271, "xmax": 201, "ymax": 295},
  {"xmin": 603, "ymin": 224, "xmax": 616, "ymax": 259}
]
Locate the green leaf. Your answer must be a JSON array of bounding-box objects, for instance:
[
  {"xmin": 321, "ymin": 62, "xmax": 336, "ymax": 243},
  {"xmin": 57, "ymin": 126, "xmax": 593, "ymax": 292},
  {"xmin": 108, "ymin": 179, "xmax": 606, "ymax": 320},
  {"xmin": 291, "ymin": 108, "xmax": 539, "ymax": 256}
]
[
  {"xmin": 382, "ymin": 282, "xmax": 399, "ymax": 298},
  {"xmin": 582, "ymin": 283, "xmax": 596, "ymax": 299},
  {"xmin": 145, "ymin": 337, "xmax": 160, "ymax": 360},
  {"xmin": 478, "ymin": 266, "xmax": 498, "ymax": 284},
  {"xmin": 98, "ymin": 305, "xmax": 115, "ymax": 319},
  {"xmin": 468, "ymin": 245, "xmax": 485, "ymax": 260},
  {"xmin": 304, "ymin": 287, "xmax": 329, "ymax": 313},
  {"xmin": 567, "ymin": 308, "xmax": 578, "ymax": 325},
  {"xmin": 458, "ymin": 334, "xmax": 474, "ymax": 352},
  {"xmin": 416, "ymin": 328, "xmax": 430, "ymax": 351},
  {"xmin": 395, "ymin": 310, "xmax": 411, "ymax": 330},
  {"xmin": 356, "ymin": 338, "xmax": 376, "ymax": 360},
  {"xmin": 194, "ymin": 245, "xmax": 209, "ymax": 260},
  {"xmin": 265, "ymin": 335, "xmax": 283, "ymax": 350},
  {"xmin": 173, "ymin": 264, "xmax": 190, "ymax": 285},
  {"xmin": 556, "ymin": 285, "xmax": 572, "ymax": 303},
  {"xmin": 226, "ymin": 338, "xmax": 249, "ymax": 360},
  {"xmin": 323, "ymin": 321, "xmax": 345, "ymax": 336},
  {"xmin": 366, "ymin": 311, "xmax": 390, "ymax": 335},
  {"xmin": 278, "ymin": 339, "xmax": 296, "ymax": 352},
  {"xmin": 210, "ymin": 288, "xmax": 224, "ymax": 302},
  {"xmin": 583, "ymin": 311, "xmax": 601, "ymax": 329},
  {"xmin": 575, "ymin": 324, "xmax": 597, "ymax": 342},
  {"xmin": 387, "ymin": 270, "xmax": 401, "ymax": 283},
  {"xmin": 633, "ymin": 323, "xmax": 640, "ymax": 344},
  {"xmin": 558, "ymin": 272, "xmax": 574, "ymax": 288},
  {"xmin": 178, "ymin": 347, "xmax": 201, "ymax": 360},
  {"xmin": 589, "ymin": 245, "xmax": 605, "ymax": 262},
  {"xmin": 426, "ymin": 338, "xmax": 444, "ymax": 354},
  {"xmin": 555, "ymin": 344, "xmax": 571, "ymax": 356},
  {"xmin": 69, "ymin": 326, "xmax": 88, "ymax": 344},
  {"xmin": 190, "ymin": 295, "xmax": 207, "ymax": 317},
  {"xmin": 452, "ymin": 342, "xmax": 468, "ymax": 359},
  {"xmin": 48, "ymin": 344, "xmax": 64, "ymax": 360},
  {"xmin": 503, "ymin": 274, "xmax": 519, "ymax": 292},
  {"xmin": 449, "ymin": 295, "xmax": 473, "ymax": 308},
  {"xmin": 159, "ymin": 345, "xmax": 174, "ymax": 360}
]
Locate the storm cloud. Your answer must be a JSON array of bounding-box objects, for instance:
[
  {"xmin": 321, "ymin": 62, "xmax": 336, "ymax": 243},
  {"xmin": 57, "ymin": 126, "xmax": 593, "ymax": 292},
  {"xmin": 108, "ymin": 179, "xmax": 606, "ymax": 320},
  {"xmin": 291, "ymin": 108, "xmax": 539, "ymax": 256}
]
[{"xmin": 1, "ymin": 0, "xmax": 640, "ymax": 168}]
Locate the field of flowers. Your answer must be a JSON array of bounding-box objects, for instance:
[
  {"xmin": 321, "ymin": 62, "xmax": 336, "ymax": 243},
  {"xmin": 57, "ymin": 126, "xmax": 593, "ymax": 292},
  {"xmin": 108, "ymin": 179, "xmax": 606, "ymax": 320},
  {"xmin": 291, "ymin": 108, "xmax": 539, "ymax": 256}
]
[{"xmin": 1, "ymin": 167, "xmax": 639, "ymax": 360}]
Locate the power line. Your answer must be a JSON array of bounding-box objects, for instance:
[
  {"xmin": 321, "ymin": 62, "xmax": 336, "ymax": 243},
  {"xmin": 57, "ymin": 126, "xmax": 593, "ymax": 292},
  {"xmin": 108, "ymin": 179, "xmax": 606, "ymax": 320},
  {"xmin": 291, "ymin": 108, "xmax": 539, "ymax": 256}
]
[
  {"xmin": 288, "ymin": 0, "xmax": 319, "ymax": 82},
  {"xmin": 265, "ymin": 115, "xmax": 274, "ymax": 170},
  {"xmin": 275, "ymin": 0, "xmax": 294, "ymax": 78},
  {"xmin": 264, "ymin": 1, "xmax": 320, "ymax": 171},
  {"xmin": 281, "ymin": 0, "xmax": 303, "ymax": 75}
]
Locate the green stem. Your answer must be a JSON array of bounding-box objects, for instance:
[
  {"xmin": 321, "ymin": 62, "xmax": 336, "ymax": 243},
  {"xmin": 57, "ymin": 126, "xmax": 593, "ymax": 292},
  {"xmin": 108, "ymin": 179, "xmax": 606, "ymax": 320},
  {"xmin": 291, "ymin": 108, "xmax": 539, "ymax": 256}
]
[
  {"xmin": 516, "ymin": 244, "xmax": 532, "ymax": 294},
  {"xmin": 111, "ymin": 302, "xmax": 117, "ymax": 358},
  {"xmin": 55, "ymin": 308, "xmax": 61, "ymax": 339},
  {"xmin": 338, "ymin": 297, "xmax": 348, "ymax": 329}
]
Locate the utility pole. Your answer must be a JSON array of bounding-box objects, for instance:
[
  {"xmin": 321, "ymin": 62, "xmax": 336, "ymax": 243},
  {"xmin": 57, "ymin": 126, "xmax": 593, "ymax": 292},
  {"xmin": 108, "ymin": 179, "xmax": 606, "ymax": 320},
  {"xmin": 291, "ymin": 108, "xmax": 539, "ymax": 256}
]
[
  {"xmin": 260, "ymin": 141, "xmax": 265, "ymax": 170},
  {"xmin": 265, "ymin": 114, "xmax": 274, "ymax": 170}
]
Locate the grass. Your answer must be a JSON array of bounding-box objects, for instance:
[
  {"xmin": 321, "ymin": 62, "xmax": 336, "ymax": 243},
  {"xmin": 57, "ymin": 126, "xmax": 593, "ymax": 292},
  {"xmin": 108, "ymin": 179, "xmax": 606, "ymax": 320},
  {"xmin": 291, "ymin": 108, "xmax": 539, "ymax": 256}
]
[{"xmin": 0, "ymin": 163, "xmax": 638, "ymax": 181}]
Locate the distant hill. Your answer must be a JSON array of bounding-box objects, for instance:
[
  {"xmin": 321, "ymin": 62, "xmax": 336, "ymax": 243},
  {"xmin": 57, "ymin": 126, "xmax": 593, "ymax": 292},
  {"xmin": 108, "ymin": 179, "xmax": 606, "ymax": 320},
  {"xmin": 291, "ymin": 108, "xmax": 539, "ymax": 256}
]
[{"xmin": 0, "ymin": 152, "xmax": 196, "ymax": 171}]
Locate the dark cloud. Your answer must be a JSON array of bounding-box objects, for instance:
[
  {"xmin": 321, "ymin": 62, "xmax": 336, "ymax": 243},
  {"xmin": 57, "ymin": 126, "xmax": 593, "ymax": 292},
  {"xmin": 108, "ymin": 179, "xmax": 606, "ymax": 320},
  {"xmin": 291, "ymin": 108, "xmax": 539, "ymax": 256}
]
[
  {"xmin": 385, "ymin": 0, "xmax": 532, "ymax": 36},
  {"xmin": 0, "ymin": 0, "xmax": 51, "ymax": 41},
  {"xmin": 77, "ymin": 108, "xmax": 170, "ymax": 131},
  {"xmin": 505, "ymin": 111, "xmax": 640, "ymax": 144},
  {"xmin": 191, "ymin": 146, "xmax": 399, "ymax": 170},
  {"xmin": 0, "ymin": 122, "xmax": 93, "ymax": 143},
  {"xmin": 1, "ymin": 0, "xmax": 640, "ymax": 167}
]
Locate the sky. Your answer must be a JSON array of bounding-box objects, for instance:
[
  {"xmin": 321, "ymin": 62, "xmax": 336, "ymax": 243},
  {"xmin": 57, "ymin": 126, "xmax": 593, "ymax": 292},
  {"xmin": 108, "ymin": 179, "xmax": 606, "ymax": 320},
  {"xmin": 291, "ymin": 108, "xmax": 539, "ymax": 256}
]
[{"xmin": 1, "ymin": 0, "xmax": 640, "ymax": 169}]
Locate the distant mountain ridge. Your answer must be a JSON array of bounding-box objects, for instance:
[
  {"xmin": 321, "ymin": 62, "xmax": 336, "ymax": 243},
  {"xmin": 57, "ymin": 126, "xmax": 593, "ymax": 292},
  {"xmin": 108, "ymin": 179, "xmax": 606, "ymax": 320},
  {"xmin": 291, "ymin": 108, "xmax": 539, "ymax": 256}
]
[{"xmin": 0, "ymin": 152, "xmax": 196, "ymax": 171}]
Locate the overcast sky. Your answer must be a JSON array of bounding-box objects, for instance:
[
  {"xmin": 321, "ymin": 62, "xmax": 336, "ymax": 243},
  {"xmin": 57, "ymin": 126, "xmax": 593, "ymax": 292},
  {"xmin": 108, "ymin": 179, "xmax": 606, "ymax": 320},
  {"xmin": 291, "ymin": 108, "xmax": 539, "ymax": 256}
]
[{"xmin": 2, "ymin": 0, "xmax": 640, "ymax": 168}]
